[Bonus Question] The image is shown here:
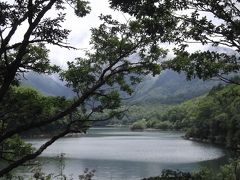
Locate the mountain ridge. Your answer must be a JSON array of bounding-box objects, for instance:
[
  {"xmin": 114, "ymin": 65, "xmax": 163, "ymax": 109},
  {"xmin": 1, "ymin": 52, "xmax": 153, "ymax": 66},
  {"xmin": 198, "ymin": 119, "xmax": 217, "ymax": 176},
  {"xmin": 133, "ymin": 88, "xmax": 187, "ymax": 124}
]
[{"xmin": 20, "ymin": 70, "xmax": 221, "ymax": 104}]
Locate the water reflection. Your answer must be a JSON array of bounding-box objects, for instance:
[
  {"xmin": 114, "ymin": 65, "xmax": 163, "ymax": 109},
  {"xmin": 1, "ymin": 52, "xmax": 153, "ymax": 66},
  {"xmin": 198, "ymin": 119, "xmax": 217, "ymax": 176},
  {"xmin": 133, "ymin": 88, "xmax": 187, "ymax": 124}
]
[{"xmin": 28, "ymin": 128, "xmax": 229, "ymax": 180}]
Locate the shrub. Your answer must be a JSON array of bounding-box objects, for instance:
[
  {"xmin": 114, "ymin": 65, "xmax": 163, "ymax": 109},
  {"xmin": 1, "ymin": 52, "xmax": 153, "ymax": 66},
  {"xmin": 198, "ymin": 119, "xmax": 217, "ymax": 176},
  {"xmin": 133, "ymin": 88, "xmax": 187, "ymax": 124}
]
[
  {"xmin": 130, "ymin": 119, "xmax": 147, "ymax": 131},
  {"xmin": 153, "ymin": 121, "xmax": 172, "ymax": 130}
]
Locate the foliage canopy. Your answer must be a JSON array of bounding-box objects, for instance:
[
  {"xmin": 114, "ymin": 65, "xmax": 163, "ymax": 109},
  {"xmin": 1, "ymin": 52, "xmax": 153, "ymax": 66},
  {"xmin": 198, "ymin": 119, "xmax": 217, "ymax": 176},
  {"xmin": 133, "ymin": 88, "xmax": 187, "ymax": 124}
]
[{"xmin": 111, "ymin": 0, "xmax": 240, "ymax": 82}]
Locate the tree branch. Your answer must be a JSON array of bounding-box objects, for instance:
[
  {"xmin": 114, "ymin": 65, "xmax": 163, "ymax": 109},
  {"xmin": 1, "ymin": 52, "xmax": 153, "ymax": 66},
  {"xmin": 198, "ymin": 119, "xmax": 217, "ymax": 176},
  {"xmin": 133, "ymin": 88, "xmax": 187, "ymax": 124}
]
[
  {"xmin": 0, "ymin": 0, "xmax": 58, "ymax": 102},
  {"xmin": 217, "ymin": 74, "xmax": 240, "ymax": 86},
  {"xmin": 0, "ymin": 128, "xmax": 70, "ymax": 177}
]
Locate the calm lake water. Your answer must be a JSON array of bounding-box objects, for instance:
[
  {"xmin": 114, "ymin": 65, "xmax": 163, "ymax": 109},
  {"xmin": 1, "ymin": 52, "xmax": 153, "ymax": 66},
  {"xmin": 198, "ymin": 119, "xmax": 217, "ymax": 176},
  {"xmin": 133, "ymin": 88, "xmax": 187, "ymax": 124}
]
[{"xmin": 27, "ymin": 128, "xmax": 229, "ymax": 180}]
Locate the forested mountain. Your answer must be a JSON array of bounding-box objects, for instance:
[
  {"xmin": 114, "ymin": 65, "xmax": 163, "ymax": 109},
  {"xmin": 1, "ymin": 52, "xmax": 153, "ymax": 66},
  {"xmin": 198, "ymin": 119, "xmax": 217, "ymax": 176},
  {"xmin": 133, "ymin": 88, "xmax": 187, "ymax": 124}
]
[
  {"xmin": 20, "ymin": 70, "xmax": 220, "ymax": 104},
  {"xmin": 130, "ymin": 84, "xmax": 240, "ymax": 150},
  {"xmin": 183, "ymin": 84, "xmax": 240, "ymax": 149}
]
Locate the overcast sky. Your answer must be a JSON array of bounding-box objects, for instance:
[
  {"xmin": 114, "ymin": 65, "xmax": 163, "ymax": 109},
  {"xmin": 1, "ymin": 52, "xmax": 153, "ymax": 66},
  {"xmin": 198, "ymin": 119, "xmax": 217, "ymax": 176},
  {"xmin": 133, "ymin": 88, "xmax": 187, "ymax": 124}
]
[
  {"xmin": 7, "ymin": 0, "xmax": 233, "ymax": 70},
  {"xmin": 47, "ymin": 0, "xmax": 127, "ymax": 69},
  {"xmin": 49, "ymin": 1, "xmax": 207, "ymax": 68}
]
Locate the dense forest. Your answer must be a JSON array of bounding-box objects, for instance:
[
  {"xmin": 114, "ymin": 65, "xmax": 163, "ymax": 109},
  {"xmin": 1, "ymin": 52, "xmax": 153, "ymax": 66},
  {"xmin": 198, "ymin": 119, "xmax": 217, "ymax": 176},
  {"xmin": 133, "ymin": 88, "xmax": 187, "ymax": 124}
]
[{"xmin": 129, "ymin": 83, "xmax": 240, "ymax": 150}]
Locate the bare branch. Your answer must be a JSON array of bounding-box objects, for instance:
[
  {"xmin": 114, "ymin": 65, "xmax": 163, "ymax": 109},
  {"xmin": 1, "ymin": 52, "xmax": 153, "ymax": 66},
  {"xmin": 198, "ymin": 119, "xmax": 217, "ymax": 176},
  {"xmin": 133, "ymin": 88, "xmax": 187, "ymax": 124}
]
[{"xmin": 217, "ymin": 74, "xmax": 240, "ymax": 85}]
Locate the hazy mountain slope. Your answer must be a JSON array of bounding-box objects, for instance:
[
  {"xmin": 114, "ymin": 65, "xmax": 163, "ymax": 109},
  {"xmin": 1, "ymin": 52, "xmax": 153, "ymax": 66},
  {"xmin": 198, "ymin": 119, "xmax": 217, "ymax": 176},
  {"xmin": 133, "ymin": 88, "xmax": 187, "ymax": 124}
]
[
  {"xmin": 130, "ymin": 70, "xmax": 221, "ymax": 104},
  {"xmin": 20, "ymin": 70, "xmax": 221, "ymax": 104},
  {"xmin": 20, "ymin": 72, "xmax": 74, "ymax": 97}
]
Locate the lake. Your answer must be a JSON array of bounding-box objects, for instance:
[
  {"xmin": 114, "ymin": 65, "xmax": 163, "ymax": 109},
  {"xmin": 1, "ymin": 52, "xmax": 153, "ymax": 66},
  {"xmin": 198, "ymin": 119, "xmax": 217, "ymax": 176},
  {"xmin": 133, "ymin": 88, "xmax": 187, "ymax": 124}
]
[{"xmin": 28, "ymin": 127, "xmax": 229, "ymax": 180}]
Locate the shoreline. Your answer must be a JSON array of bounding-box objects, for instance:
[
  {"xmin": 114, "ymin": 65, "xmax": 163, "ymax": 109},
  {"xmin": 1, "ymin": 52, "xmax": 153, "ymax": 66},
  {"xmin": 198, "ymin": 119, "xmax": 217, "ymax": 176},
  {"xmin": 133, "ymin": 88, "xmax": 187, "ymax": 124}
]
[
  {"xmin": 130, "ymin": 127, "xmax": 240, "ymax": 152},
  {"xmin": 184, "ymin": 136, "xmax": 240, "ymax": 152},
  {"xmin": 24, "ymin": 127, "xmax": 240, "ymax": 152}
]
